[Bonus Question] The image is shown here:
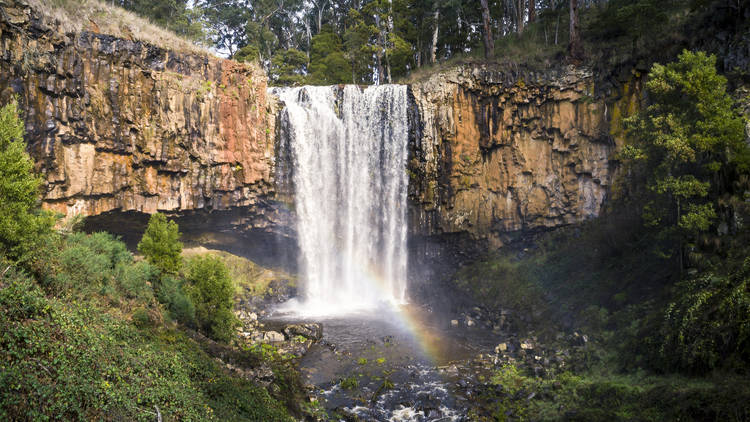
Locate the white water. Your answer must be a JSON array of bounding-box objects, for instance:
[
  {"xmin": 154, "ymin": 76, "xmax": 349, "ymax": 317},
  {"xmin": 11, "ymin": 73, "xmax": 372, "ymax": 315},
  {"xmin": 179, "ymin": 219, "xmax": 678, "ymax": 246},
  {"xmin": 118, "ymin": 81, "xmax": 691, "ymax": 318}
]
[{"xmin": 274, "ymin": 85, "xmax": 410, "ymax": 315}]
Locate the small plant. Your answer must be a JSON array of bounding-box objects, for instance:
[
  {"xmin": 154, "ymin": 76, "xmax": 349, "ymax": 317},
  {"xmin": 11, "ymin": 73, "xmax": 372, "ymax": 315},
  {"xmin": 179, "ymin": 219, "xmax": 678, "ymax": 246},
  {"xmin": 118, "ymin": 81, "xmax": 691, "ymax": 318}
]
[
  {"xmin": 340, "ymin": 375, "xmax": 359, "ymax": 390},
  {"xmin": 357, "ymin": 357, "xmax": 368, "ymax": 365}
]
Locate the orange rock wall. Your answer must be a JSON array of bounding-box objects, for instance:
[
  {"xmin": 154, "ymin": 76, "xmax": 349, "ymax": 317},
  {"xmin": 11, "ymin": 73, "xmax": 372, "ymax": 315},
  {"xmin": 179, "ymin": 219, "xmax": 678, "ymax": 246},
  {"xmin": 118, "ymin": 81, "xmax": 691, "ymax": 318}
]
[
  {"xmin": 409, "ymin": 65, "xmax": 637, "ymax": 244},
  {"xmin": 0, "ymin": 1, "xmax": 276, "ymax": 218}
]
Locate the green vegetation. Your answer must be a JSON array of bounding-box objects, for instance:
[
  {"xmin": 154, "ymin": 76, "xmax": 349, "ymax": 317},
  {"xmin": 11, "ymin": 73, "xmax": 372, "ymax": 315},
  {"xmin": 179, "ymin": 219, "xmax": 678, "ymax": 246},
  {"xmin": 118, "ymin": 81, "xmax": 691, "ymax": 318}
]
[
  {"xmin": 471, "ymin": 362, "xmax": 750, "ymax": 421},
  {"xmin": 340, "ymin": 375, "xmax": 359, "ymax": 390},
  {"xmin": 621, "ymin": 50, "xmax": 749, "ymax": 269},
  {"xmin": 185, "ymin": 256, "xmax": 239, "ymax": 343},
  {"xmin": 0, "ymin": 99, "xmax": 55, "ymax": 266},
  {"xmin": 453, "ymin": 51, "xmax": 750, "ymax": 420},
  {"xmin": 0, "ymin": 100, "xmax": 299, "ymax": 420},
  {"xmin": 138, "ymin": 212, "xmax": 183, "ymax": 275}
]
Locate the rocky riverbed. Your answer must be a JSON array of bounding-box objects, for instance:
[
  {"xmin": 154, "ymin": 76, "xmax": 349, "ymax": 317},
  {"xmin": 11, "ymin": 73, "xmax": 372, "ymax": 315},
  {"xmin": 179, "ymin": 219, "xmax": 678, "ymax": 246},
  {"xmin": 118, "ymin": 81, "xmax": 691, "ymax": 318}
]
[{"xmin": 238, "ymin": 298, "xmax": 597, "ymax": 421}]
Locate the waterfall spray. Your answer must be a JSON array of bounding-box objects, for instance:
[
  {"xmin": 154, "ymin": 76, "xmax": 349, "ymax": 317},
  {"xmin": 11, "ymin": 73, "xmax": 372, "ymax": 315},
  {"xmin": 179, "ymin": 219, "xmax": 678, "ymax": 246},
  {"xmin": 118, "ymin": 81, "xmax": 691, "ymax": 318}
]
[{"xmin": 274, "ymin": 85, "xmax": 409, "ymax": 315}]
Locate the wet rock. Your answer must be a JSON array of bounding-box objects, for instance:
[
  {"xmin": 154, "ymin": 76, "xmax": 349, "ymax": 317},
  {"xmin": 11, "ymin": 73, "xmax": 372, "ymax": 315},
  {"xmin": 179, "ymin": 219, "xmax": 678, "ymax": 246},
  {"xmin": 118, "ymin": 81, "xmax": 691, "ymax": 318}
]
[
  {"xmin": 263, "ymin": 331, "xmax": 285, "ymax": 343},
  {"xmin": 266, "ymin": 279, "xmax": 297, "ymax": 303},
  {"xmin": 283, "ymin": 323, "xmax": 322, "ymax": 341}
]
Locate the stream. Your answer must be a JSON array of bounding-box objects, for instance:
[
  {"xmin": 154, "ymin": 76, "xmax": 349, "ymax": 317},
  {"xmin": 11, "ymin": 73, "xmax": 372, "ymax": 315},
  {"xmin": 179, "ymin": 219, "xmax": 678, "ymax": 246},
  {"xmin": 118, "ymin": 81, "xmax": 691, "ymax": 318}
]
[{"xmin": 270, "ymin": 304, "xmax": 501, "ymax": 421}]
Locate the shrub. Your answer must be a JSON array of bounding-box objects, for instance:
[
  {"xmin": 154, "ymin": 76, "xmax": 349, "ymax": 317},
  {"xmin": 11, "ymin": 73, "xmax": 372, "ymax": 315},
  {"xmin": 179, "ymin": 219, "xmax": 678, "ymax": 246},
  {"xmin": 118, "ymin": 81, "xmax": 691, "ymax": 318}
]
[
  {"xmin": 70, "ymin": 231, "xmax": 132, "ymax": 267},
  {"xmin": 116, "ymin": 260, "xmax": 157, "ymax": 302},
  {"xmin": 138, "ymin": 213, "xmax": 183, "ymax": 275},
  {"xmin": 52, "ymin": 243, "xmax": 112, "ymax": 294},
  {"xmin": 0, "ymin": 98, "xmax": 55, "ymax": 265},
  {"xmin": 658, "ymin": 258, "xmax": 750, "ymax": 373},
  {"xmin": 185, "ymin": 256, "xmax": 238, "ymax": 342},
  {"xmin": 154, "ymin": 275, "xmax": 196, "ymax": 326},
  {"xmin": 132, "ymin": 307, "xmax": 153, "ymax": 328}
]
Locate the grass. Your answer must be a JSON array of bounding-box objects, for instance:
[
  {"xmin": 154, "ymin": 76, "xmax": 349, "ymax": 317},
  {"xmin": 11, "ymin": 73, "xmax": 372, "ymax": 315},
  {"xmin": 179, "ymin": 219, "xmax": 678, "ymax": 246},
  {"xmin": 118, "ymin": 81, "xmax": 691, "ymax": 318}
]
[
  {"xmin": 182, "ymin": 246, "xmax": 296, "ymax": 298},
  {"xmin": 26, "ymin": 0, "xmax": 210, "ymax": 55}
]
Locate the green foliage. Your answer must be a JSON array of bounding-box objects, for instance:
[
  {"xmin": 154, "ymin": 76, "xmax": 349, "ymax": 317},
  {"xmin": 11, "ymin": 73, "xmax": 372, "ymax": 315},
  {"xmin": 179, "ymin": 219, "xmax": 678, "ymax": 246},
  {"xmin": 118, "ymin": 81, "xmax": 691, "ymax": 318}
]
[
  {"xmin": 0, "ymin": 270, "xmax": 291, "ymax": 420},
  {"xmin": 154, "ymin": 274, "xmax": 196, "ymax": 325},
  {"xmin": 475, "ymin": 368, "xmax": 750, "ymax": 422},
  {"xmin": 623, "ymin": 50, "xmax": 749, "ymax": 260},
  {"xmin": 185, "ymin": 256, "xmax": 238, "ymax": 342},
  {"xmin": 205, "ymin": 377, "xmax": 292, "ymax": 421},
  {"xmin": 0, "ymin": 98, "xmax": 55, "ymax": 265},
  {"xmin": 658, "ymin": 258, "xmax": 750, "ymax": 373},
  {"xmin": 269, "ymin": 49, "xmax": 308, "ymax": 86},
  {"xmin": 117, "ymin": 0, "xmax": 206, "ymax": 41},
  {"xmin": 45, "ymin": 232, "xmax": 157, "ymax": 308},
  {"xmin": 307, "ymin": 25, "xmax": 352, "ymax": 84},
  {"xmin": 340, "ymin": 375, "xmax": 359, "ymax": 390},
  {"xmin": 0, "ymin": 234, "xmax": 295, "ymax": 421},
  {"xmin": 138, "ymin": 213, "xmax": 183, "ymax": 275}
]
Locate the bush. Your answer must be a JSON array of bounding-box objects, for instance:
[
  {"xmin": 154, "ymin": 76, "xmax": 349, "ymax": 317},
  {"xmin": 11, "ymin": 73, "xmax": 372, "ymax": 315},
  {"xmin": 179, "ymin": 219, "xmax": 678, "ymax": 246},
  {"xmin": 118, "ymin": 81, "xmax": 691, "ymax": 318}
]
[
  {"xmin": 116, "ymin": 260, "xmax": 157, "ymax": 302},
  {"xmin": 137, "ymin": 213, "xmax": 183, "ymax": 275},
  {"xmin": 658, "ymin": 258, "xmax": 750, "ymax": 373},
  {"xmin": 0, "ymin": 98, "xmax": 55, "ymax": 265},
  {"xmin": 52, "ymin": 242, "xmax": 113, "ymax": 294},
  {"xmin": 45, "ymin": 232, "xmax": 158, "ymax": 308},
  {"xmin": 185, "ymin": 256, "xmax": 238, "ymax": 342},
  {"xmin": 154, "ymin": 275, "xmax": 196, "ymax": 326}
]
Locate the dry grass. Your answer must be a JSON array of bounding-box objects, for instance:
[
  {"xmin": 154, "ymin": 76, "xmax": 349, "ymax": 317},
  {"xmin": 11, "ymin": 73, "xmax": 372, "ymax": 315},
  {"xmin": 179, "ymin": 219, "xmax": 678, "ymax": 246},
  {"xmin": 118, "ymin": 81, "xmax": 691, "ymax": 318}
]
[{"xmin": 26, "ymin": 0, "xmax": 211, "ymax": 56}]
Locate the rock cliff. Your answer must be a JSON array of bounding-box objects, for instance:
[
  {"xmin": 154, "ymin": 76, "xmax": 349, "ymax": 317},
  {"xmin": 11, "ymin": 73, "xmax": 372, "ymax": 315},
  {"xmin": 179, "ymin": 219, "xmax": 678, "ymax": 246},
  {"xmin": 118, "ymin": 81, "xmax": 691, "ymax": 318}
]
[
  {"xmin": 1, "ymin": 0, "xmax": 649, "ymax": 259},
  {"xmin": 0, "ymin": 0, "xmax": 277, "ymax": 221},
  {"xmin": 408, "ymin": 64, "xmax": 641, "ymax": 246}
]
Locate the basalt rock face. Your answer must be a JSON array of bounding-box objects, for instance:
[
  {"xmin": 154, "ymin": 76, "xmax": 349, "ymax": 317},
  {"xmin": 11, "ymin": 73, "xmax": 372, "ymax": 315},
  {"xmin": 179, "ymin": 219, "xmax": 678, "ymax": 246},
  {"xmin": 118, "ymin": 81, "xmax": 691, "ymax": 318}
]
[
  {"xmin": 0, "ymin": 0, "xmax": 278, "ymax": 226},
  {"xmin": 408, "ymin": 64, "xmax": 640, "ymax": 248}
]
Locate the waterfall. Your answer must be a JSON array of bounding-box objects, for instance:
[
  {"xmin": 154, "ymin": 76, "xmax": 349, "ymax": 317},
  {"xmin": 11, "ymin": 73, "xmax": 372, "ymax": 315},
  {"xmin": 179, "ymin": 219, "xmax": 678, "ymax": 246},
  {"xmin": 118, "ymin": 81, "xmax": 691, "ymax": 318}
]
[{"xmin": 274, "ymin": 85, "xmax": 409, "ymax": 314}]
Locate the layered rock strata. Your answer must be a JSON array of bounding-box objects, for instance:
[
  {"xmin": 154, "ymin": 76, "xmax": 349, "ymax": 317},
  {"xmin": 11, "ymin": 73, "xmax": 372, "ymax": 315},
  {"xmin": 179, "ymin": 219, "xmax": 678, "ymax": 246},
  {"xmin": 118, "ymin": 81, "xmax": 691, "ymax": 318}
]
[
  {"xmin": 0, "ymin": 0, "xmax": 277, "ymax": 219},
  {"xmin": 408, "ymin": 65, "xmax": 640, "ymax": 246}
]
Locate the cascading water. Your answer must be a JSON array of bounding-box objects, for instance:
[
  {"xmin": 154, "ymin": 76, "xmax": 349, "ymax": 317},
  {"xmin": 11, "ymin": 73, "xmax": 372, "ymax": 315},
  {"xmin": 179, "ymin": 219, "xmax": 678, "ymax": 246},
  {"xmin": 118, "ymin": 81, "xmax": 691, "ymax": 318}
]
[{"xmin": 274, "ymin": 85, "xmax": 410, "ymax": 315}]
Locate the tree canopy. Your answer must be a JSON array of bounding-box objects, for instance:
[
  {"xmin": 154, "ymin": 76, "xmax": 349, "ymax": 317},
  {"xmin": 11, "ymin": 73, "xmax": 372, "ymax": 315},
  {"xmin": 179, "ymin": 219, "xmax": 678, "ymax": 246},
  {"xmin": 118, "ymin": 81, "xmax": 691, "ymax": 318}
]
[{"xmin": 622, "ymin": 50, "xmax": 749, "ymax": 267}]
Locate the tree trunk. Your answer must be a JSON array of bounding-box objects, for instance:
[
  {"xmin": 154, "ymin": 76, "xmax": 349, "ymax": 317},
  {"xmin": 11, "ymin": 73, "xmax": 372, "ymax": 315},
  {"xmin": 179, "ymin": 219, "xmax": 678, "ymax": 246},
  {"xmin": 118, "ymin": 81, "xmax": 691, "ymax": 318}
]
[
  {"xmin": 375, "ymin": 15, "xmax": 384, "ymax": 84},
  {"xmin": 431, "ymin": 9, "xmax": 440, "ymax": 64},
  {"xmin": 555, "ymin": 7, "xmax": 560, "ymax": 44},
  {"xmin": 568, "ymin": 0, "xmax": 583, "ymax": 60},
  {"xmin": 480, "ymin": 0, "xmax": 494, "ymax": 58},
  {"xmin": 517, "ymin": 0, "xmax": 525, "ymax": 34},
  {"xmin": 529, "ymin": 0, "xmax": 536, "ymax": 23},
  {"xmin": 386, "ymin": 0, "xmax": 394, "ymax": 83}
]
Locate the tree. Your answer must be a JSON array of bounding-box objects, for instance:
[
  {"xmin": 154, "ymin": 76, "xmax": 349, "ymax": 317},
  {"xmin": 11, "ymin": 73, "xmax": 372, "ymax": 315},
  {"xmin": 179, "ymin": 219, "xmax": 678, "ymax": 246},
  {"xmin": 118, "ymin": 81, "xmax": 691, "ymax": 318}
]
[
  {"xmin": 480, "ymin": 0, "xmax": 494, "ymax": 58},
  {"xmin": 117, "ymin": 0, "xmax": 206, "ymax": 41},
  {"xmin": 622, "ymin": 50, "xmax": 749, "ymax": 269},
  {"xmin": 307, "ymin": 25, "xmax": 352, "ymax": 84},
  {"xmin": 269, "ymin": 48, "xmax": 309, "ymax": 86},
  {"xmin": 137, "ymin": 213, "xmax": 183, "ymax": 275},
  {"xmin": 185, "ymin": 256, "xmax": 238, "ymax": 342},
  {"xmin": 568, "ymin": 0, "xmax": 583, "ymax": 60},
  {"xmin": 0, "ymin": 98, "xmax": 55, "ymax": 265}
]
